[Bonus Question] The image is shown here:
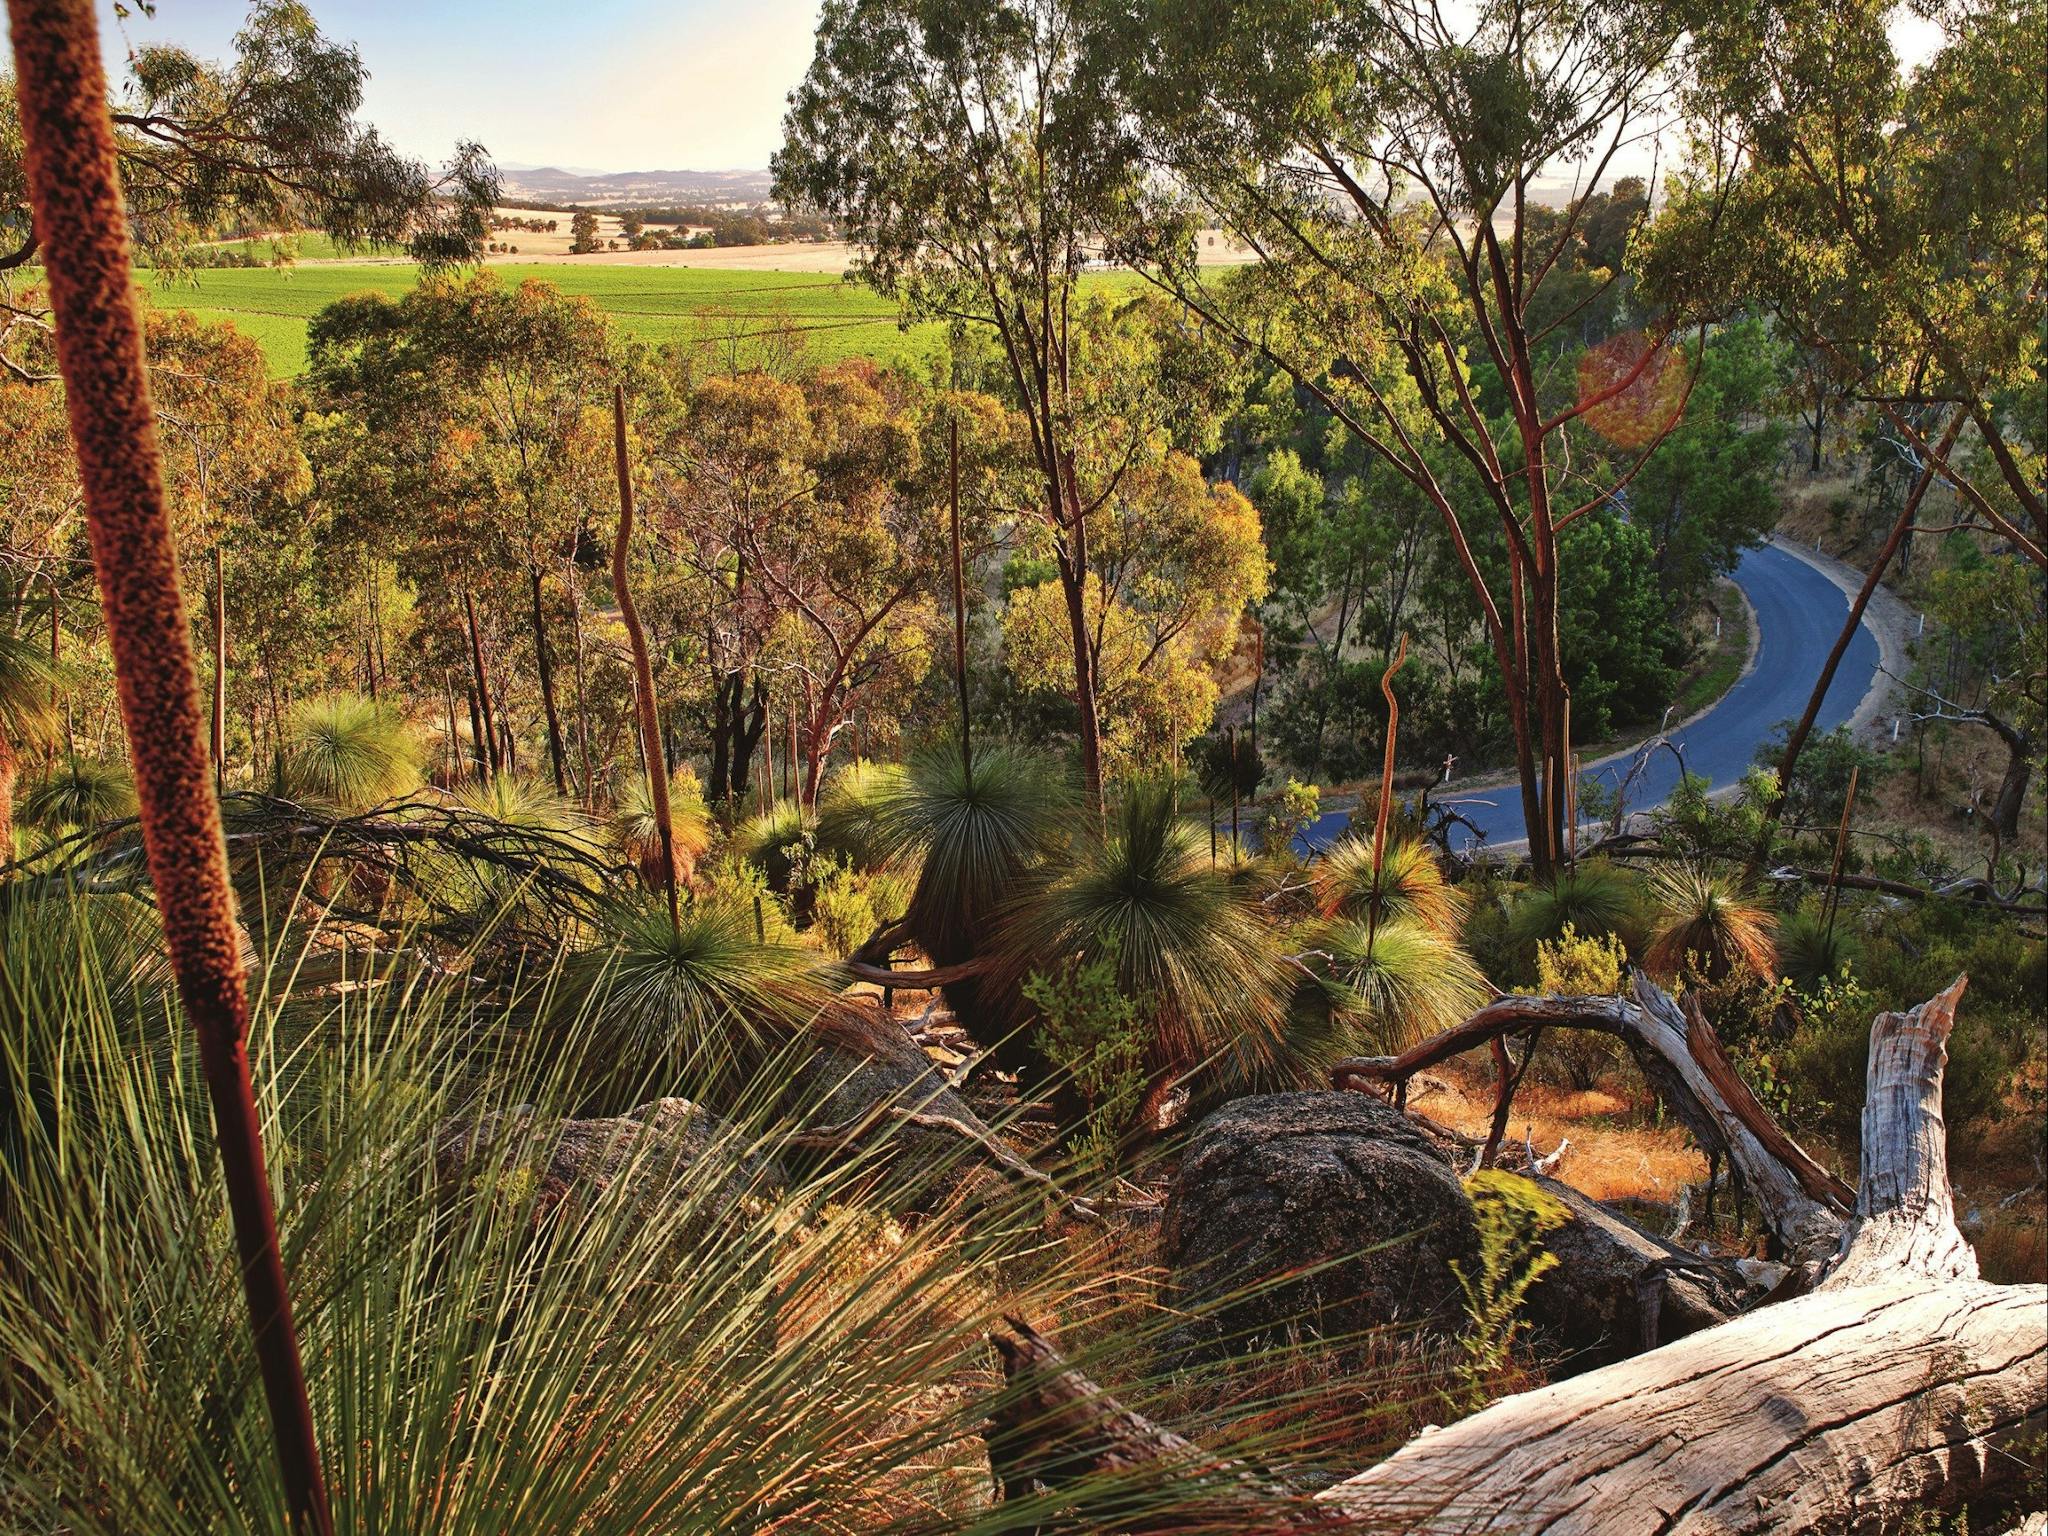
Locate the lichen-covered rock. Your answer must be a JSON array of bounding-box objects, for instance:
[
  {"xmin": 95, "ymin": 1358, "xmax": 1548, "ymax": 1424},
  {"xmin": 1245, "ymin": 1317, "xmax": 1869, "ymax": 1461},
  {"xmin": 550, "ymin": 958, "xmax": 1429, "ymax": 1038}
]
[
  {"xmin": 436, "ymin": 1096, "xmax": 781, "ymax": 1236},
  {"xmin": 786, "ymin": 998, "xmax": 1006, "ymax": 1210},
  {"xmin": 1159, "ymin": 1092, "xmax": 1479, "ymax": 1361}
]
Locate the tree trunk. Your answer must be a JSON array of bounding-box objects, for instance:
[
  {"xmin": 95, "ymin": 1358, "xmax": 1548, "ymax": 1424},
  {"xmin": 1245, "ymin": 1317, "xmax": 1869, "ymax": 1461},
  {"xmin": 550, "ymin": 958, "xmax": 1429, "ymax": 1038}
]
[
  {"xmin": 1333, "ymin": 976, "xmax": 1853, "ymax": 1264},
  {"xmin": 987, "ymin": 979, "xmax": 2048, "ymax": 1533},
  {"xmin": 1991, "ymin": 737, "xmax": 2032, "ymax": 843},
  {"xmin": 528, "ymin": 564, "xmax": 569, "ymax": 796},
  {"xmin": 463, "ymin": 589, "xmax": 500, "ymax": 777},
  {"xmin": 1057, "ymin": 548, "xmax": 1104, "ymax": 813}
]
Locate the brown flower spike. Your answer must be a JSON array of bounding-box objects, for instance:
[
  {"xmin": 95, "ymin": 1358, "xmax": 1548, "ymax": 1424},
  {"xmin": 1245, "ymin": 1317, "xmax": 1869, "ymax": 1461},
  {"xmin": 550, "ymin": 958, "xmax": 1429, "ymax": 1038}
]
[{"xmin": 5, "ymin": 1, "xmax": 335, "ymax": 1531}]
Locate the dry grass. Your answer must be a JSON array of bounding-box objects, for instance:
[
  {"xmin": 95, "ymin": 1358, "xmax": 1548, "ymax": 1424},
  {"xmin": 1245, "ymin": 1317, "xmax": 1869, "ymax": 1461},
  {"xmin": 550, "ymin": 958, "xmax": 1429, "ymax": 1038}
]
[{"xmin": 1405, "ymin": 1062, "xmax": 1710, "ymax": 1206}]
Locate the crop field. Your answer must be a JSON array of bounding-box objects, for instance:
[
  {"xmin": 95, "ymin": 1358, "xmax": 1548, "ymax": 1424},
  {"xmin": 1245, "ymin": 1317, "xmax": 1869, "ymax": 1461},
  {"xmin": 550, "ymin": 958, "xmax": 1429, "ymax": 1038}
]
[{"xmin": 132, "ymin": 262, "xmax": 954, "ymax": 375}]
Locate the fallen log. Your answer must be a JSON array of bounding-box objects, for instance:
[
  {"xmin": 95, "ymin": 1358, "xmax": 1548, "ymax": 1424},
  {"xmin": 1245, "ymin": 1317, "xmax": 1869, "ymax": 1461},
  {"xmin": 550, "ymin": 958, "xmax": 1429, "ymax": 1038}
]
[
  {"xmin": 1330, "ymin": 974, "xmax": 1853, "ymax": 1265},
  {"xmin": 988, "ymin": 978, "xmax": 2048, "ymax": 1532}
]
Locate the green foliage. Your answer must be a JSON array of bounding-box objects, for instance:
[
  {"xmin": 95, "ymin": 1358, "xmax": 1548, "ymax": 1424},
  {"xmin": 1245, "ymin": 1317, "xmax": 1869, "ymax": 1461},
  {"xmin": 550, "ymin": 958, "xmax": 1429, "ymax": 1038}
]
[
  {"xmin": 993, "ymin": 776, "xmax": 1285, "ymax": 1084},
  {"xmin": 733, "ymin": 799, "xmax": 814, "ymax": 894},
  {"xmin": 1315, "ymin": 834, "xmax": 1467, "ymax": 938},
  {"xmin": 813, "ymin": 758, "xmax": 911, "ymax": 872},
  {"xmin": 559, "ymin": 898, "xmax": 829, "ymax": 1099},
  {"xmin": 1777, "ymin": 904, "xmax": 1862, "ymax": 992},
  {"xmin": 1651, "ymin": 768, "xmax": 1778, "ymax": 861},
  {"xmin": 1507, "ymin": 862, "xmax": 1645, "ymax": 967},
  {"xmin": 611, "ymin": 771, "xmax": 713, "ymax": 889},
  {"xmin": 1754, "ymin": 725, "xmax": 1885, "ymax": 831},
  {"xmin": 277, "ymin": 692, "xmax": 423, "ymax": 811},
  {"xmin": 1295, "ymin": 915, "xmax": 1492, "ymax": 1061},
  {"xmin": 1023, "ymin": 948, "xmax": 1147, "ymax": 1174},
  {"xmin": 863, "ymin": 742, "xmax": 1069, "ymax": 967},
  {"xmin": 1257, "ymin": 777, "xmax": 1320, "ymax": 853},
  {"xmin": 20, "ymin": 756, "xmax": 136, "ymax": 831},
  {"xmin": 1449, "ymin": 1171, "xmax": 1569, "ymax": 1413},
  {"xmin": 1535, "ymin": 923, "xmax": 1629, "ymax": 998},
  {"xmin": 0, "ymin": 886, "xmax": 1169, "ymax": 1534},
  {"xmin": 1554, "ymin": 511, "xmax": 1685, "ymax": 741}
]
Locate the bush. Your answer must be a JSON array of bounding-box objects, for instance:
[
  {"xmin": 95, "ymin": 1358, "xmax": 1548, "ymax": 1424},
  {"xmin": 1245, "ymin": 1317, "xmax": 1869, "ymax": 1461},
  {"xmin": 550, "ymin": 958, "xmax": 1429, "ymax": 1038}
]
[
  {"xmin": 1024, "ymin": 949, "xmax": 1148, "ymax": 1174},
  {"xmin": 1532, "ymin": 924, "xmax": 1629, "ymax": 1089}
]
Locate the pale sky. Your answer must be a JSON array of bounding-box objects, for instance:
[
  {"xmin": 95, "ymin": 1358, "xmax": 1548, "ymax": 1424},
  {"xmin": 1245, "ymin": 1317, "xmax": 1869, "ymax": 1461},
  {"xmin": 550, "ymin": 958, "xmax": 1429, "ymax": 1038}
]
[
  {"xmin": 4, "ymin": 0, "xmax": 827, "ymax": 173},
  {"xmin": 4, "ymin": 1, "xmax": 1948, "ymax": 180}
]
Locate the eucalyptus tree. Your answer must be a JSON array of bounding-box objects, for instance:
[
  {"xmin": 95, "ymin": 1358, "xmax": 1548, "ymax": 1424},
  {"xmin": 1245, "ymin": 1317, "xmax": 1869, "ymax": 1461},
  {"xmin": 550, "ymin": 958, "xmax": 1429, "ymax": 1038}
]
[
  {"xmin": 1095, "ymin": 0, "xmax": 1704, "ymax": 876},
  {"xmin": 775, "ymin": 0, "xmax": 1155, "ymax": 808},
  {"xmin": 1641, "ymin": 0, "xmax": 2045, "ymax": 571},
  {"xmin": 2, "ymin": 0, "xmax": 496, "ymax": 375},
  {"xmin": 306, "ymin": 275, "xmax": 624, "ymax": 796}
]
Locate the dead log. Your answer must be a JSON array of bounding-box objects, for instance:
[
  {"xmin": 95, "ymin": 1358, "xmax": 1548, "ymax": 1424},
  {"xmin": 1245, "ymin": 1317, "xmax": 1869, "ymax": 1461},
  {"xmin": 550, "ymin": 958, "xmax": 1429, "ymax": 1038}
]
[
  {"xmin": 988, "ymin": 979, "xmax": 2048, "ymax": 1532},
  {"xmin": 1316, "ymin": 975, "xmax": 2047, "ymax": 1532},
  {"xmin": 1330, "ymin": 973, "xmax": 1853, "ymax": 1265}
]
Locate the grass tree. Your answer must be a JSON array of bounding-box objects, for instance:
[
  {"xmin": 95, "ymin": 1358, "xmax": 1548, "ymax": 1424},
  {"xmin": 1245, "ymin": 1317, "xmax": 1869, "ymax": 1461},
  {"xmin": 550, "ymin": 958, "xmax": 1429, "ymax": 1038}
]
[
  {"xmin": 7, "ymin": 2, "xmax": 333, "ymax": 1525},
  {"xmin": 276, "ymin": 692, "xmax": 424, "ymax": 812},
  {"xmin": 1644, "ymin": 863, "xmax": 1778, "ymax": 985},
  {"xmin": 20, "ymin": 752, "xmax": 134, "ymax": 833},
  {"xmin": 990, "ymin": 776, "xmax": 1288, "ymax": 1112},
  {"xmin": 0, "ymin": 629, "xmax": 63, "ymax": 858}
]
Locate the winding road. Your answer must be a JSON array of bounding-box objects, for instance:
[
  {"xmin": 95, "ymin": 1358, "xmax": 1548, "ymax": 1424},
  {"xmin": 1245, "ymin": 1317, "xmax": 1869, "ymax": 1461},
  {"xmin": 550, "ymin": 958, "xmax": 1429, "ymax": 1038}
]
[{"xmin": 1297, "ymin": 539, "xmax": 1884, "ymax": 855}]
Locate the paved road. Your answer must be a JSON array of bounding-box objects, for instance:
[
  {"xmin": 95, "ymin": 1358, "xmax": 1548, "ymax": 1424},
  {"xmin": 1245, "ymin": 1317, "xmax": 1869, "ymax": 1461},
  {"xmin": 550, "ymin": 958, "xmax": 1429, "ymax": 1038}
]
[{"xmin": 1296, "ymin": 541, "xmax": 1882, "ymax": 855}]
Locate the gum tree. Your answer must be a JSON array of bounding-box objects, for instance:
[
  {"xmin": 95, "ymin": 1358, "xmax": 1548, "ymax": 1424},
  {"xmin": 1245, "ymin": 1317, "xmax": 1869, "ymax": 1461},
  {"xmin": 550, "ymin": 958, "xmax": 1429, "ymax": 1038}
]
[{"xmin": 1096, "ymin": 0, "xmax": 1704, "ymax": 876}]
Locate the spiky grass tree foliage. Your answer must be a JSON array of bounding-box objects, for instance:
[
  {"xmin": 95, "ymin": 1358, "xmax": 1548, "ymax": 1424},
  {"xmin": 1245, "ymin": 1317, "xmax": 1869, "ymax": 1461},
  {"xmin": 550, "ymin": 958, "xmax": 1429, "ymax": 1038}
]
[
  {"xmin": 1312, "ymin": 833, "xmax": 1468, "ymax": 938},
  {"xmin": 991, "ymin": 777, "xmax": 1287, "ymax": 1093},
  {"xmin": 1, "ymin": 887, "xmax": 1240, "ymax": 1535},
  {"xmin": 613, "ymin": 770, "xmax": 713, "ymax": 891},
  {"xmin": 1778, "ymin": 904, "xmax": 1862, "ymax": 992},
  {"xmin": 0, "ymin": 629, "xmax": 64, "ymax": 858},
  {"xmin": 1506, "ymin": 859, "xmax": 1646, "ymax": 964},
  {"xmin": 1292, "ymin": 916, "xmax": 1493, "ymax": 1065},
  {"xmin": 1645, "ymin": 863, "xmax": 1778, "ymax": 985},
  {"xmin": 278, "ymin": 693, "xmax": 424, "ymax": 812},
  {"xmin": 812, "ymin": 757, "xmax": 911, "ymax": 872},
  {"xmin": 732, "ymin": 798, "xmax": 814, "ymax": 894},
  {"xmin": 866, "ymin": 741, "xmax": 1071, "ymax": 969},
  {"xmin": 20, "ymin": 753, "xmax": 135, "ymax": 831},
  {"xmin": 561, "ymin": 898, "xmax": 829, "ymax": 1103}
]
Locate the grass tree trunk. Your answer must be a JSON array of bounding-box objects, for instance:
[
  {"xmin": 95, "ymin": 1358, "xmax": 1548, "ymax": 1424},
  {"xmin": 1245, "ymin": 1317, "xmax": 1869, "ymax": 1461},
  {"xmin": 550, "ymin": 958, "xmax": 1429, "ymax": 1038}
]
[
  {"xmin": 528, "ymin": 564, "xmax": 569, "ymax": 796},
  {"xmin": 611, "ymin": 386, "xmax": 679, "ymax": 927},
  {"xmin": 6, "ymin": 2, "xmax": 334, "ymax": 1528}
]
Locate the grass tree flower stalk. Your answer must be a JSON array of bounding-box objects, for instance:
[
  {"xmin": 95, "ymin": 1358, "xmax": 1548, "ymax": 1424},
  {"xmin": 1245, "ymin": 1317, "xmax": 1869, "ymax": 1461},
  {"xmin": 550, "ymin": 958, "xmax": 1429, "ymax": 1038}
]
[
  {"xmin": 613, "ymin": 383, "xmax": 679, "ymax": 929},
  {"xmin": 4, "ymin": 1, "xmax": 334, "ymax": 1531}
]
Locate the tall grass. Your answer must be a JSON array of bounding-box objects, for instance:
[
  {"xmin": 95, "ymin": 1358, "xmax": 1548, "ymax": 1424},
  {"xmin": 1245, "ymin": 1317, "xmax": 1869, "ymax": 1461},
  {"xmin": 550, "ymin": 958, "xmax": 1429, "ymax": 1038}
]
[{"xmin": 0, "ymin": 888, "xmax": 1034, "ymax": 1531}]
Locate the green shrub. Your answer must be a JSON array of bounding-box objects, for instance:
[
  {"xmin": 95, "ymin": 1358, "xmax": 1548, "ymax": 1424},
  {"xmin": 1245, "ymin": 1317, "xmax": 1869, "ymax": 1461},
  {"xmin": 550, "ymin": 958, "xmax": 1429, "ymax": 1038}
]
[
  {"xmin": 1449, "ymin": 1171, "xmax": 1568, "ymax": 1413},
  {"xmin": 1023, "ymin": 948, "xmax": 1147, "ymax": 1176}
]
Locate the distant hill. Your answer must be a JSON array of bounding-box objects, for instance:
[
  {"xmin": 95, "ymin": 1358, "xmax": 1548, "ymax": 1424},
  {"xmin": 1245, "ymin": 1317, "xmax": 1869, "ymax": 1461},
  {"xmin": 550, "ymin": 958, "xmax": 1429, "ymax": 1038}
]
[{"xmin": 498, "ymin": 166, "xmax": 776, "ymax": 207}]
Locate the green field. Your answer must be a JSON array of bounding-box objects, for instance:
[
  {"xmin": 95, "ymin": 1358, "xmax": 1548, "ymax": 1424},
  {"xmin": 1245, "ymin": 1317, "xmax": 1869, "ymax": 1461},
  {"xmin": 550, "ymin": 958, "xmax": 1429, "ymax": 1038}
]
[{"xmin": 131, "ymin": 262, "xmax": 943, "ymax": 375}]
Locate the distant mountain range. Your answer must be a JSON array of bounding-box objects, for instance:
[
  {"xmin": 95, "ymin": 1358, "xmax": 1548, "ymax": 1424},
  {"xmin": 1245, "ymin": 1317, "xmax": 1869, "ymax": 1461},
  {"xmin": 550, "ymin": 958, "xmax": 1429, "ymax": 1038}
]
[{"xmin": 497, "ymin": 165, "xmax": 777, "ymax": 206}]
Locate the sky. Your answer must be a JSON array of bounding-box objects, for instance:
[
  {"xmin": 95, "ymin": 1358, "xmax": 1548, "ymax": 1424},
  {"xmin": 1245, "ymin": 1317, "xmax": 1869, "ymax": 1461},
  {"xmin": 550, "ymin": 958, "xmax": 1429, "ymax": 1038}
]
[
  {"xmin": 3, "ymin": 0, "xmax": 826, "ymax": 173},
  {"xmin": 4, "ymin": 1, "xmax": 1947, "ymax": 181}
]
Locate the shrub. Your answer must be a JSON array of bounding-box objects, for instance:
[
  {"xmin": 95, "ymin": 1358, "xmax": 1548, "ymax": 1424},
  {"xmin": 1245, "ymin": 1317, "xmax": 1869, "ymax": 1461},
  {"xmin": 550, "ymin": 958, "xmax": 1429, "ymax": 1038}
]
[
  {"xmin": 1449, "ymin": 1171, "xmax": 1568, "ymax": 1413},
  {"xmin": 1533, "ymin": 924, "xmax": 1630, "ymax": 1089},
  {"xmin": 1023, "ymin": 948, "xmax": 1148, "ymax": 1174},
  {"xmin": 1258, "ymin": 776, "xmax": 1321, "ymax": 852}
]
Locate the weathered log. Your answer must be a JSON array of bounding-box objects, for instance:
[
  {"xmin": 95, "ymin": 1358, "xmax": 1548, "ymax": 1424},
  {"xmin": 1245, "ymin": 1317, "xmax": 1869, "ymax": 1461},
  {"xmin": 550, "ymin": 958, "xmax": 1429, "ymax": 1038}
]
[
  {"xmin": 1315, "ymin": 975, "xmax": 2048, "ymax": 1532},
  {"xmin": 1330, "ymin": 974, "xmax": 1853, "ymax": 1265},
  {"xmin": 989, "ymin": 979, "xmax": 2048, "ymax": 1532},
  {"xmin": 1522, "ymin": 1175, "xmax": 1750, "ymax": 1369}
]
